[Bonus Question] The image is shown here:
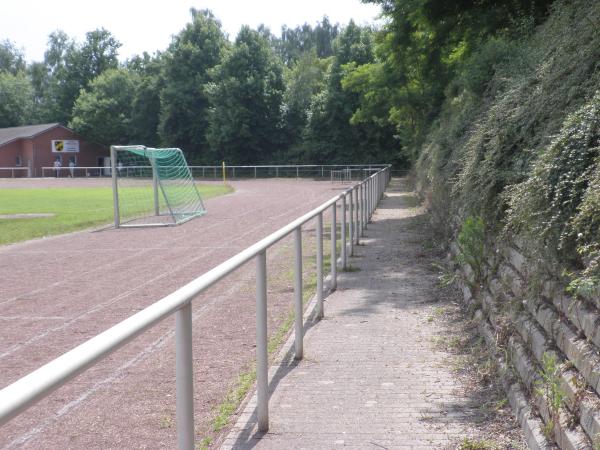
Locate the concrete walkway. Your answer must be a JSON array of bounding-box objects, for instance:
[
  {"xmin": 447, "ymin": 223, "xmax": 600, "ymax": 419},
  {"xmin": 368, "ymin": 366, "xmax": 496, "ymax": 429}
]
[{"xmin": 221, "ymin": 179, "xmax": 506, "ymax": 449}]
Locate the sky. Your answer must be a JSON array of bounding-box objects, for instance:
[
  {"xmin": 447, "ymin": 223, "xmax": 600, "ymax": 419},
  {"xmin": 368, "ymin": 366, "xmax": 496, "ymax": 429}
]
[{"xmin": 2, "ymin": 0, "xmax": 382, "ymax": 62}]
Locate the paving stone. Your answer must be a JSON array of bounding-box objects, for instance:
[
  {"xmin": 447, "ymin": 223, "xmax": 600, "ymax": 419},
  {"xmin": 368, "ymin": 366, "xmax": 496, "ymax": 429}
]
[{"xmin": 222, "ymin": 180, "xmax": 519, "ymax": 449}]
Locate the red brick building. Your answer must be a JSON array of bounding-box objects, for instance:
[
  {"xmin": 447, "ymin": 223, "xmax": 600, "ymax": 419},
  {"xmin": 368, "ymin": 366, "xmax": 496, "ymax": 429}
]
[{"xmin": 0, "ymin": 123, "xmax": 109, "ymax": 177}]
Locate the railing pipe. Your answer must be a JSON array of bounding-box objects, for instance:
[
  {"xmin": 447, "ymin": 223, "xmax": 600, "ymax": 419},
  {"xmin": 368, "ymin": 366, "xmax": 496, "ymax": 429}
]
[
  {"xmin": 255, "ymin": 251, "xmax": 269, "ymax": 431},
  {"xmin": 358, "ymin": 183, "xmax": 363, "ymax": 237},
  {"xmin": 175, "ymin": 302, "xmax": 194, "ymax": 450},
  {"xmin": 316, "ymin": 213, "xmax": 324, "ymax": 319},
  {"xmin": 349, "ymin": 190, "xmax": 354, "ymax": 257},
  {"xmin": 341, "ymin": 195, "xmax": 347, "ymax": 270},
  {"xmin": 294, "ymin": 227, "xmax": 303, "ymax": 360},
  {"xmin": 331, "ymin": 202, "xmax": 337, "ymax": 291}
]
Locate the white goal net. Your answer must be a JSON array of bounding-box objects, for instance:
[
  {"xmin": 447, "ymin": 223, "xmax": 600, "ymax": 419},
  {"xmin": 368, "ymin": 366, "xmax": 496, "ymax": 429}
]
[{"xmin": 111, "ymin": 145, "xmax": 206, "ymax": 227}]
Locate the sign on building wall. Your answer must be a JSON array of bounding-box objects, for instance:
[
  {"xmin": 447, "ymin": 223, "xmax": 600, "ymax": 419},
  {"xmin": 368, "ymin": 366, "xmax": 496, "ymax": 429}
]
[{"xmin": 51, "ymin": 140, "xmax": 79, "ymax": 153}]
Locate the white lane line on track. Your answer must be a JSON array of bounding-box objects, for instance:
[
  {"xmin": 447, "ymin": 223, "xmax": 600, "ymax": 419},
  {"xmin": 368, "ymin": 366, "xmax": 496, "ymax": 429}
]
[
  {"xmin": 0, "ymin": 188, "xmax": 328, "ymax": 361},
  {"xmin": 0, "ymin": 316, "xmax": 65, "ymax": 321},
  {"xmin": 6, "ymin": 258, "xmax": 258, "ymax": 449},
  {"xmin": 0, "ymin": 186, "xmax": 311, "ymax": 308}
]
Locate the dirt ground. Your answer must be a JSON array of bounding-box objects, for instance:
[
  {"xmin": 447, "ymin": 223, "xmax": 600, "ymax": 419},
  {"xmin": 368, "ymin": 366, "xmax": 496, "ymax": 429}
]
[{"xmin": 0, "ymin": 178, "xmax": 345, "ymax": 449}]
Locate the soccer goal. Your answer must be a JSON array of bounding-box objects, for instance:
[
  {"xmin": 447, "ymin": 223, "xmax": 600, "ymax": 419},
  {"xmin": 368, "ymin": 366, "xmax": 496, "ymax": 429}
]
[{"xmin": 111, "ymin": 145, "xmax": 206, "ymax": 227}]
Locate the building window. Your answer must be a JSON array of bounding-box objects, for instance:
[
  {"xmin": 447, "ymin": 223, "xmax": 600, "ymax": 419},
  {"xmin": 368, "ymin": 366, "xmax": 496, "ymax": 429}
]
[{"xmin": 15, "ymin": 156, "xmax": 22, "ymax": 166}]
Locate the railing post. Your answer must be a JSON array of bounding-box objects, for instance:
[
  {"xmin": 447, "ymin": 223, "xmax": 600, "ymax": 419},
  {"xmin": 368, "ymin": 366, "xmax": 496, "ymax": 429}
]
[
  {"xmin": 366, "ymin": 179, "xmax": 370, "ymax": 222},
  {"xmin": 354, "ymin": 187, "xmax": 360, "ymax": 245},
  {"xmin": 254, "ymin": 167, "xmax": 257, "ymax": 178},
  {"xmin": 294, "ymin": 227, "xmax": 303, "ymax": 359},
  {"xmin": 331, "ymin": 202, "xmax": 337, "ymax": 291},
  {"xmin": 371, "ymin": 177, "xmax": 375, "ymax": 216},
  {"xmin": 175, "ymin": 302, "xmax": 194, "ymax": 450},
  {"xmin": 359, "ymin": 183, "xmax": 364, "ymax": 237},
  {"xmin": 341, "ymin": 194, "xmax": 347, "ymax": 270},
  {"xmin": 316, "ymin": 213, "xmax": 324, "ymax": 319},
  {"xmin": 255, "ymin": 251, "xmax": 269, "ymax": 431},
  {"xmin": 349, "ymin": 189, "xmax": 354, "ymax": 257}
]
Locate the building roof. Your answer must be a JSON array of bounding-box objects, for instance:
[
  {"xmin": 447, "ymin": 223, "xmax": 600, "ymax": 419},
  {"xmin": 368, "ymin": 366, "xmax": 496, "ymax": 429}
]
[{"xmin": 0, "ymin": 123, "xmax": 69, "ymax": 147}]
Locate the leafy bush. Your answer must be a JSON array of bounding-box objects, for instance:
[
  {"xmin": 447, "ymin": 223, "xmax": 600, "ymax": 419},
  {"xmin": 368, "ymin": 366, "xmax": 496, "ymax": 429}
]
[
  {"xmin": 506, "ymin": 91, "xmax": 600, "ymax": 266},
  {"xmin": 457, "ymin": 216, "xmax": 486, "ymax": 285},
  {"xmin": 418, "ymin": 0, "xmax": 600, "ymax": 272}
]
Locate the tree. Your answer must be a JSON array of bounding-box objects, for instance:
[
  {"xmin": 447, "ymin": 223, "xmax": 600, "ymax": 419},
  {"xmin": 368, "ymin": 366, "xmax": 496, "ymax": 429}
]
[
  {"xmin": 0, "ymin": 40, "xmax": 26, "ymax": 75},
  {"xmin": 127, "ymin": 52, "xmax": 164, "ymax": 146},
  {"xmin": 275, "ymin": 18, "xmax": 339, "ymax": 67},
  {"xmin": 282, "ymin": 51, "xmax": 330, "ymax": 159},
  {"xmin": 303, "ymin": 21, "xmax": 390, "ymax": 164},
  {"xmin": 0, "ymin": 72, "xmax": 34, "ymax": 127},
  {"xmin": 69, "ymin": 68, "xmax": 138, "ymax": 145},
  {"xmin": 54, "ymin": 29, "xmax": 121, "ymax": 124},
  {"xmin": 206, "ymin": 26, "xmax": 285, "ymax": 164},
  {"xmin": 159, "ymin": 9, "xmax": 228, "ymax": 162},
  {"xmin": 30, "ymin": 31, "xmax": 75, "ymax": 123}
]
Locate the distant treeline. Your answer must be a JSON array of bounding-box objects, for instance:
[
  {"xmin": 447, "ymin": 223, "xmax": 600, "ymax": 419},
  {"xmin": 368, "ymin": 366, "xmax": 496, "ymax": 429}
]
[{"xmin": 0, "ymin": 12, "xmax": 402, "ymax": 167}]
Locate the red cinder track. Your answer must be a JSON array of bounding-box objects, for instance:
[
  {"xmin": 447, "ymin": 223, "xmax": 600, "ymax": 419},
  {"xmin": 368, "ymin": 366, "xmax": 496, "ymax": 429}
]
[{"xmin": 0, "ymin": 178, "xmax": 343, "ymax": 449}]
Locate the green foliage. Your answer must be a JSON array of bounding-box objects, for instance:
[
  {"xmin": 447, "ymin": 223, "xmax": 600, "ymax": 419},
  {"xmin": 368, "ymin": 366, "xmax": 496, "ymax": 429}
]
[
  {"xmin": 506, "ymin": 92, "xmax": 600, "ymax": 261},
  {"xmin": 56, "ymin": 29, "xmax": 121, "ymax": 124},
  {"xmin": 458, "ymin": 438, "xmax": 500, "ymax": 450},
  {"xmin": 456, "ymin": 216, "xmax": 486, "ymax": 284},
  {"xmin": 159, "ymin": 9, "xmax": 228, "ymax": 163},
  {"xmin": 276, "ymin": 17, "xmax": 339, "ymax": 66},
  {"xmin": 206, "ymin": 26, "xmax": 285, "ymax": 164},
  {"xmin": 126, "ymin": 53, "xmax": 164, "ymax": 147},
  {"xmin": 303, "ymin": 22, "xmax": 397, "ymax": 165},
  {"xmin": 0, "ymin": 72, "xmax": 34, "ymax": 127},
  {"xmin": 0, "ymin": 40, "xmax": 26, "ymax": 75},
  {"xmin": 535, "ymin": 352, "xmax": 565, "ymax": 440},
  {"xmin": 69, "ymin": 68, "xmax": 138, "ymax": 144},
  {"xmin": 281, "ymin": 51, "xmax": 330, "ymax": 159}
]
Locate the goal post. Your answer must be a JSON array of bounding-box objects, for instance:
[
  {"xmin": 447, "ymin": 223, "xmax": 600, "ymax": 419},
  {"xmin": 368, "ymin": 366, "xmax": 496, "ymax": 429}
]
[{"xmin": 111, "ymin": 145, "xmax": 206, "ymax": 228}]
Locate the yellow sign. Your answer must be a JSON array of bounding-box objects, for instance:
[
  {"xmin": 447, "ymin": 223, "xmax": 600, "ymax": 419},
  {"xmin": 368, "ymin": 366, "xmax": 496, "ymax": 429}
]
[{"xmin": 52, "ymin": 140, "xmax": 79, "ymax": 153}]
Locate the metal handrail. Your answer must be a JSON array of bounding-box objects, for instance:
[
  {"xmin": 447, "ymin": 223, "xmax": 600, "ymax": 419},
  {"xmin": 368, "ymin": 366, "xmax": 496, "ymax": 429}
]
[
  {"xmin": 40, "ymin": 164, "xmax": 389, "ymax": 178},
  {"xmin": 0, "ymin": 166, "xmax": 391, "ymax": 449},
  {"xmin": 0, "ymin": 167, "xmax": 29, "ymax": 178}
]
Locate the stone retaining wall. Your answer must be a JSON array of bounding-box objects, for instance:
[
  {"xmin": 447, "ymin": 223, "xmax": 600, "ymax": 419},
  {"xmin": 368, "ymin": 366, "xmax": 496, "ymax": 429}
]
[{"xmin": 452, "ymin": 239, "xmax": 600, "ymax": 449}]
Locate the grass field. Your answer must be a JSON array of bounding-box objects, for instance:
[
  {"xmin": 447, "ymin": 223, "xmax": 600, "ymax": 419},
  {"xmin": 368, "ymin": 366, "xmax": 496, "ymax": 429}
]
[{"xmin": 0, "ymin": 184, "xmax": 233, "ymax": 246}]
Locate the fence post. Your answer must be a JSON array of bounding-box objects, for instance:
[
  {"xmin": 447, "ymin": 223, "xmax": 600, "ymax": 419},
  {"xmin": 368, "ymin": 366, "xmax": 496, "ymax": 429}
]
[
  {"xmin": 175, "ymin": 302, "xmax": 194, "ymax": 450},
  {"xmin": 354, "ymin": 187, "xmax": 360, "ymax": 245},
  {"xmin": 255, "ymin": 251, "xmax": 269, "ymax": 431},
  {"xmin": 254, "ymin": 167, "xmax": 257, "ymax": 178},
  {"xmin": 341, "ymin": 194, "xmax": 347, "ymax": 270},
  {"xmin": 349, "ymin": 190, "xmax": 354, "ymax": 257},
  {"xmin": 331, "ymin": 202, "xmax": 337, "ymax": 291},
  {"xmin": 316, "ymin": 213, "xmax": 324, "ymax": 319},
  {"xmin": 294, "ymin": 227, "xmax": 303, "ymax": 359}
]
